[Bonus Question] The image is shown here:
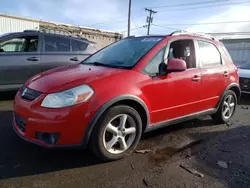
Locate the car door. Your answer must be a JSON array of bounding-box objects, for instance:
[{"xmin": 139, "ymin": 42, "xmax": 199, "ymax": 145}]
[
  {"xmin": 196, "ymin": 40, "xmax": 228, "ymax": 111},
  {"xmin": 39, "ymin": 34, "xmax": 80, "ymax": 73},
  {"xmin": 0, "ymin": 33, "xmax": 41, "ymax": 90},
  {"xmin": 143, "ymin": 38, "xmax": 202, "ymax": 124}
]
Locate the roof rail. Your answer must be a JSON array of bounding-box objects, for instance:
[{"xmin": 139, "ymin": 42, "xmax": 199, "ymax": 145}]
[
  {"xmin": 170, "ymin": 30, "xmax": 187, "ymax": 36},
  {"xmin": 170, "ymin": 30, "xmax": 219, "ymax": 41}
]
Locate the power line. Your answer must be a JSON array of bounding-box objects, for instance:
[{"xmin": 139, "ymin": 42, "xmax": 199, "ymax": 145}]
[
  {"xmin": 87, "ymin": 0, "xmax": 249, "ymax": 29},
  {"xmin": 120, "ymin": 26, "xmax": 146, "ymax": 33},
  {"xmin": 87, "ymin": 13, "xmax": 146, "ymax": 27},
  {"xmin": 158, "ymin": 1, "xmax": 250, "ymax": 12},
  {"xmin": 149, "ymin": 0, "xmax": 229, "ymax": 9},
  {"xmin": 154, "ymin": 20, "xmax": 250, "ymax": 26},
  {"xmin": 131, "ymin": 16, "xmax": 145, "ymax": 34},
  {"xmin": 151, "ymin": 24, "xmax": 183, "ymax": 31}
]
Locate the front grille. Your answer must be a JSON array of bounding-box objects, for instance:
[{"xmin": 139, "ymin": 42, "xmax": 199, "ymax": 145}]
[
  {"xmin": 20, "ymin": 87, "xmax": 41, "ymax": 101},
  {"xmin": 239, "ymin": 77, "xmax": 250, "ymax": 92},
  {"xmin": 15, "ymin": 113, "xmax": 26, "ymax": 132}
]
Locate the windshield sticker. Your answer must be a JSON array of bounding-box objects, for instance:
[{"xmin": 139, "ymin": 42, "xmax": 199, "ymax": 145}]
[{"xmin": 141, "ymin": 38, "xmax": 162, "ymax": 42}]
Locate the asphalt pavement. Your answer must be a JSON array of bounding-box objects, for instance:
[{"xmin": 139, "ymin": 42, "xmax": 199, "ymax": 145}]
[{"xmin": 0, "ymin": 91, "xmax": 250, "ymax": 188}]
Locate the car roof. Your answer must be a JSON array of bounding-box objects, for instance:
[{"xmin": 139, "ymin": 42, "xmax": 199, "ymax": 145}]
[{"xmin": 0, "ymin": 30, "xmax": 96, "ymax": 44}]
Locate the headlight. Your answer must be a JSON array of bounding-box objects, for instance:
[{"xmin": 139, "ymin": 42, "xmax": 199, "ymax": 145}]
[{"xmin": 41, "ymin": 85, "xmax": 94, "ymax": 108}]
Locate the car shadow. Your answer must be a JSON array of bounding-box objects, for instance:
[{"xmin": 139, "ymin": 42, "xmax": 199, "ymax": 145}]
[{"xmin": 0, "ymin": 108, "xmax": 215, "ymax": 180}]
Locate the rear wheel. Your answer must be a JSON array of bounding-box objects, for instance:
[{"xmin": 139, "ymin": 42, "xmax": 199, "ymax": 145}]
[
  {"xmin": 212, "ymin": 90, "xmax": 237, "ymax": 124},
  {"xmin": 90, "ymin": 105, "xmax": 142, "ymax": 161}
]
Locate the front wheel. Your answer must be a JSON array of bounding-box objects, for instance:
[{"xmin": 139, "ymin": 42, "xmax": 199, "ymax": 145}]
[
  {"xmin": 90, "ymin": 105, "xmax": 142, "ymax": 161},
  {"xmin": 212, "ymin": 90, "xmax": 237, "ymax": 124}
]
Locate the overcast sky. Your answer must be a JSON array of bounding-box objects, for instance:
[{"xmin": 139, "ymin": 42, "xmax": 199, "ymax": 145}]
[{"xmin": 1, "ymin": 0, "xmax": 250, "ymax": 35}]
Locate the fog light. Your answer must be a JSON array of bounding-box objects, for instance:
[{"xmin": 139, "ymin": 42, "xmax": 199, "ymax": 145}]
[{"xmin": 35, "ymin": 132, "xmax": 60, "ymax": 145}]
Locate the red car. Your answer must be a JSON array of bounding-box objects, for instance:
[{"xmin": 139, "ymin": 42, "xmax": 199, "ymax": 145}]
[{"xmin": 13, "ymin": 31, "xmax": 240, "ymax": 161}]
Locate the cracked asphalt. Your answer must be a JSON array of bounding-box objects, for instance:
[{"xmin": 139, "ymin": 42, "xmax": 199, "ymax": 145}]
[{"xmin": 0, "ymin": 91, "xmax": 250, "ymax": 188}]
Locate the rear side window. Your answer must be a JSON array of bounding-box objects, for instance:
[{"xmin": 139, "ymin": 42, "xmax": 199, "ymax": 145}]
[
  {"xmin": 45, "ymin": 35, "xmax": 70, "ymax": 52},
  {"xmin": 71, "ymin": 39, "xmax": 88, "ymax": 52},
  {"xmin": 198, "ymin": 41, "xmax": 221, "ymax": 67}
]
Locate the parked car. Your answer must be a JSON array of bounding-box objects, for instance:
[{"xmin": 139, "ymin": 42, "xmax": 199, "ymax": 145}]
[
  {"xmin": 0, "ymin": 30, "xmax": 97, "ymax": 92},
  {"xmin": 13, "ymin": 31, "xmax": 240, "ymax": 161},
  {"xmin": 238, "ymin": 61, "xmax": 250, "ymax": 94}
]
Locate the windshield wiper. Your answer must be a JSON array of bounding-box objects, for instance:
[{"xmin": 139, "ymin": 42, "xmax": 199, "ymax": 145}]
[
  {"xmin": 84, "ymin": 61, "xmax": 127, "ymax": 68},
  {"xmin": 84, "ymin": 62, "xmax": 113, "ymax": 67}
]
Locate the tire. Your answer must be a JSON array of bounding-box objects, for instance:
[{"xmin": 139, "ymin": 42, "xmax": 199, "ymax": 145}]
[
  {"xmin": 212, "ymin": 90, "xmax": 237, "ymax": 124},
  {"xmin": 90, "ymin": 105, "xmax": 142, "ymax": 161}
]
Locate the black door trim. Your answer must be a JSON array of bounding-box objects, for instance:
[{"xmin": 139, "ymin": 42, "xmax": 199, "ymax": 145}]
[{"xmin": 145, "ymin": 108, "xmax": 216, "ymax": 133}]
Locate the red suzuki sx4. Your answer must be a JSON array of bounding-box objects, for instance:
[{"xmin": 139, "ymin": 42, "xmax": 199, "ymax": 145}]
[{"xmin": 13, "ymin": 31, "xmax": 240, "ymax": 161}]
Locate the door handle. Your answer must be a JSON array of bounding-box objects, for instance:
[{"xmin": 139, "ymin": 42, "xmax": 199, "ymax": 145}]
[
  {"xmin": 223, "ymin": 71, "xmax": 229, "ymax": 77},
  {"xmin": 192, "ymin": 75, "xmax": 201, "ymax": 81},
  {"xmin": 70, "ymin": 57, "xmax": 79, "ymax": 61},
  {"xmin": 27, "ymin": 57, "xmax": 40, "ymax": 61}
]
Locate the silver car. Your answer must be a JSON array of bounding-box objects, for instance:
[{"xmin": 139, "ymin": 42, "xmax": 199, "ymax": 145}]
[
  {"xmin": 238, "ymin": 61, "xmax": 250, "ymax": 94},
  {"xmin": 0, "ymin": 30, "xmax": 97, "ymax": 92}
]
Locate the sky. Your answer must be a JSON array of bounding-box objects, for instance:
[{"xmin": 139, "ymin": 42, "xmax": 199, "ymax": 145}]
[{"xmin": 1, "ymin": 0, "xmax": 250, "ymax": 36}]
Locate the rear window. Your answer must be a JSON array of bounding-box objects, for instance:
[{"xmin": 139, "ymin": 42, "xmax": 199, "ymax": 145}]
[{"xmin": 71, "ymin": 39, "xmax": 88, "ymax": 52}]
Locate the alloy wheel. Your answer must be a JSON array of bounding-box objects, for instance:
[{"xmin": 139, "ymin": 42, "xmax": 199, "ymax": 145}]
[
  {"xmin": 222, "ymin": 94, "xmax": 236, "ymax": 119},
  {"xmin": 103, "ymin": 114, "xmax": 136, "ymax": 154}
]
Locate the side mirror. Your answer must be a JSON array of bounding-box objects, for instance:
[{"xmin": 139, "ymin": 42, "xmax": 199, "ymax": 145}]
[{"xmin": 159, "ymin": 58, "xmax": 187, "ymax": 75}]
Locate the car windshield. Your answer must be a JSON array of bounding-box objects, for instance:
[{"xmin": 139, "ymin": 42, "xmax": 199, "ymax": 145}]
[
  {"xmin": 240, "ymin": 62, "xmax": 250, "ymax": 70},
  {"xmin": 81, "ymin": 36, "xmax": 164, "ymax": 68}
]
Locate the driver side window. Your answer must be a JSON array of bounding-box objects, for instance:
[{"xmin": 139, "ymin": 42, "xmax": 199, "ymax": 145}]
[
  {"xmin": 144, "ymin": 48, "xmax": 165, "ymax": 75},
  {"xmin": 0, "ymin": 36, "xmax": 38, "ymax": 52},
  {"xmin": 167, "ymin": 39, "xmax": 196, "ymax": 69},
  {"xmin": 144, "ymin": 39, "xmax": 196, "ymax": 75}
]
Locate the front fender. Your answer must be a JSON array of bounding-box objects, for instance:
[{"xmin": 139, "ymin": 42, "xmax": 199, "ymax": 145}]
[{"xmin": 81, "ymin": 94, "xmax": 150, "ymax": 148}]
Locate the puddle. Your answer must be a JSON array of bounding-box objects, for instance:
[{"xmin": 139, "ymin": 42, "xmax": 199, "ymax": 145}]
[{"xmin": 148, "ymin": 139, "xmax": 204, "ymax": 164}]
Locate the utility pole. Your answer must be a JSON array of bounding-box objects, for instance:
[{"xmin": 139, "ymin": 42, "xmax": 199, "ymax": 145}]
[
  {"xmin": 127, "ymin": 0, "xmax": 131, "ymax": 37},
  {"xmin": 145, "ymin": 8, "xmax": 157, "ymax": 35}
]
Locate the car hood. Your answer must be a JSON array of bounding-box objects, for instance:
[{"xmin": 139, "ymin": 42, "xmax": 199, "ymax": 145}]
[
  {"xmin": 238, "ymin": 68, "xmax": 250, "ymax": 78},
  {"xmin": 26, "ymin": 64, "xmax": 126, "ymax": 93}
]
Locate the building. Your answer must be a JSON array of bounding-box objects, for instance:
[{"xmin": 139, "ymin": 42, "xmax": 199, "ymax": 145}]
[
  {"xmin": 0, "ymin": 13, "xmax": 122, "ymax": 50},
  {"xmin": 210, "ymin": 32, "xmax": 250, "ymax": 67}
]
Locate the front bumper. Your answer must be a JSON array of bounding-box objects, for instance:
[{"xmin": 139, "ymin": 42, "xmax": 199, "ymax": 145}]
[{"xmin": 13, "ymin": 90, "xmax": 94, "ymax": 148}]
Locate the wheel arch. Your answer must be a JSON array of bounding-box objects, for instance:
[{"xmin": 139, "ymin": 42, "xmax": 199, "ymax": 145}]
[
  {"xmin": 81, "ymin": 95, "xmax": 150, "ymax": 148},
  {"xmin": 216, "ymin": 83, "xmax": 241, "ymax": 111}
]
